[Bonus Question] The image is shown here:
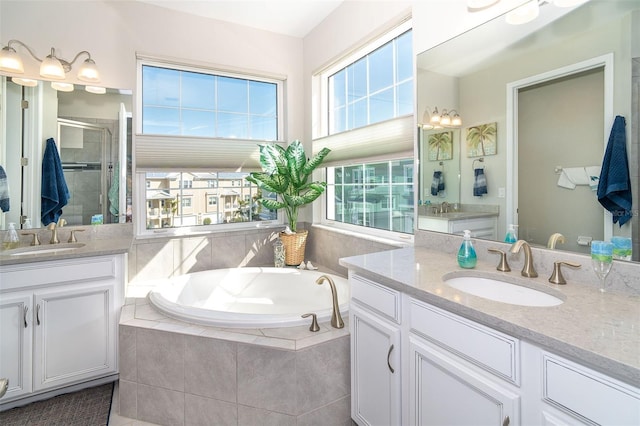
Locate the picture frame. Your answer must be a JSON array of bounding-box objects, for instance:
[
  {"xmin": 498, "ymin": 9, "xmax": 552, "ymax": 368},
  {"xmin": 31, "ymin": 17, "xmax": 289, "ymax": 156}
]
[
  {"xmin": 466, "ymin": 122, "xmax": 497, "ymax": 157},
  {"xmin": 427, "ymin": 131, "xmax": 453, "ymax": 161}
]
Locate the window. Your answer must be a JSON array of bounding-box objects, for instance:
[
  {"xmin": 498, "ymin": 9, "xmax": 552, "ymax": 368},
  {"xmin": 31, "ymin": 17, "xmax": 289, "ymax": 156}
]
[
  {"xmin": 328, "ymin": 26, "xmax": 412, "ymax": 134},
  {"xmin": 326, "ymin": 159, "xmax": 414, "ymax": 234},
  {"xmin": 136, "ymin": 58, "xmax": 284, "ymax": 235},
  {"xmin": 141, "ymin": 65, "xmax": 278, "ymax": 140},
  {"xmin": 143, "ymin": 171, "xmax": 277, "ymax": 230},
  {"xmin": 314, "ymin": 19, "xmax": 414, "ymax": 239}
]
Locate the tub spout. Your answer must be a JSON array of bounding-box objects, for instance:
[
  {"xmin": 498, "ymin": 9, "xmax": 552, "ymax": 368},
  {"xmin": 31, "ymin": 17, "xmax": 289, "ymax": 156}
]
[{"xmin": 315, "ymin": 275, "xmax": 344, "ymax": 329}]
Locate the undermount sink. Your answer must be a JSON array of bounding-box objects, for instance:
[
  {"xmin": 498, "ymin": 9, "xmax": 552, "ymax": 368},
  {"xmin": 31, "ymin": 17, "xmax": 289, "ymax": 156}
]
[
  {"xmin": 443, "ymin": 274, "xmax": 564, "ymax": 307},
  {"xmin": 4, "ymin": 243, "xmax": 86, "ymax": 257}
]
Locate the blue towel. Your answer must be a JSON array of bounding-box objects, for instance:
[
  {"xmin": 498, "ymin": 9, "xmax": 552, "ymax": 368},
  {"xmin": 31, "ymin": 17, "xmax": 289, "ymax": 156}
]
[
  {"xmin": 473, "ymin": 168, "xmax": 487, "ymax": 196},
  {"xmin": 41, "ymin": 138, "xmax": 70, "ymax": 225},
  {"xmin": 597, "ymin": 116, "xmax": 632, "ymax": 226},
  {"xmin": 108, "ymin": 163, "xmax": 120, "ymax": 217},
  {"xmin": 431, "ymin": 171, "xmax": 445, "ymax": 196},
  {"xmin": 0, "ymin": 165, "xmax": 9, "ymax": 212}
]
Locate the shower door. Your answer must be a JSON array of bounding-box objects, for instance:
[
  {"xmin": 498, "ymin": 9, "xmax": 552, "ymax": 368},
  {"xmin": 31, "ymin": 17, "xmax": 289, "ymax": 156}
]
[{"xmin": 57, "ymin": 119, "xmax": 112, "ymax": 226}]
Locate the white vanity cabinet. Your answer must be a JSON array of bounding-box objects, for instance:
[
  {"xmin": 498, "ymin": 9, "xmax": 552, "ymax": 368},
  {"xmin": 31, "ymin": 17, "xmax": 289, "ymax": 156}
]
[
  {"xmin": 0, "ymin": 254, "xmax": 124, "ymax": 407},
  {"xmin": 418, "ymin": 215, "xmax": 498, "ymax": 239},
  {"xmin": 408, "ymin": 298, "xmax": 520, "ymax": 426},
  {"xmin": 349, "ymin": 273, "xmax": 402, "ymax": 426}
]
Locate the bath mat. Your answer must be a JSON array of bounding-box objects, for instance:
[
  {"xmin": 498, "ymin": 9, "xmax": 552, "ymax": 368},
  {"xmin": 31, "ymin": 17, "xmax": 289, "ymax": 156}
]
[{"xmin": 0, "ymin": 382, "xmax": 114, "ymax": 425}]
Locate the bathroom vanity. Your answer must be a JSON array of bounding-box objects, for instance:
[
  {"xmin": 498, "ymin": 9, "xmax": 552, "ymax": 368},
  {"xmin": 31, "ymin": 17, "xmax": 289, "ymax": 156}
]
[
  {"xmin": 417, "ymin": 211, "xmax": 498, "ymax": 239},
  {"xmin": 0, "ymin": 237, "xmax": 130, "ymax": 410},
  {"xmin": 341, "ymin": 247, "xmax": 639, "ymax": 426}
]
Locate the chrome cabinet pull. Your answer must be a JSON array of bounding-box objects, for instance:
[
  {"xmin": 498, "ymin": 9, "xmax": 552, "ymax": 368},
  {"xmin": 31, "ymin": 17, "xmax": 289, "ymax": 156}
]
[
  {"xmin": 387, "ymin": 344, "xmax": 395, "ymax": 373},
  {"xmin": 503, "ymin": 415, "xmax": 510, "ymax": 426},
  {"xmin": 36, "ymin": 304, "xmax": 40, "ymax": 325},
  {"xmin": 23, "ymin": 306, "xmax": 28, "ymax": 328}
]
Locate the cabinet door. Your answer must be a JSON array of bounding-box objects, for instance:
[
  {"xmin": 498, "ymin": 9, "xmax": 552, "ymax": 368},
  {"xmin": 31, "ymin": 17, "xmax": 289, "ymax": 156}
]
[
  {"xmin": 0, "ymin": 292, "xmax": 33, "ymax": 401},
  {"xmin": 350, "ymin": 304, "xmax": 401, "ymax": 426},
  {"xmin": 409, "ymin": 335, "xmax": 520, "ymax": 426},
  {"xmin": 33, "ymin": 283, "xmax": 115, "ymax": 391}
]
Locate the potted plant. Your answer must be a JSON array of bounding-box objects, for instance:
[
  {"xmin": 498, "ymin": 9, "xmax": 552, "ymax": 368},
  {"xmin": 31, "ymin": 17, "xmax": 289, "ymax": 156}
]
[{"xmin": 246, "ymin": 140, "xmax": 331, "ymax": 265}]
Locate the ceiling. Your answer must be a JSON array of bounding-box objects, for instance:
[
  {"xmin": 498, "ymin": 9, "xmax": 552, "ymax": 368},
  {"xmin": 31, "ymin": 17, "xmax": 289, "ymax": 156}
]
[{"xmin": 136, "ymin": 0, "xmax": 345, "ymax": 37}]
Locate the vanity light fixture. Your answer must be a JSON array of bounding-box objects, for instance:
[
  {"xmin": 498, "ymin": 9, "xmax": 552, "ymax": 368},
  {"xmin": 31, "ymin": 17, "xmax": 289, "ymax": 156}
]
[
  {"xmin": 422, "ymin": 106, "xmax": 462, "ymax": 130},
  {"xmin": 50, "ymin": 82, "xmax": 74, "ymax": 92},
  {"xmin": 0, "ymin": 39, "xmax": 101, "ymax": 88},
  {"xmin": 10, "ymin": 77, "xmax": 38, "ymax": 87}
]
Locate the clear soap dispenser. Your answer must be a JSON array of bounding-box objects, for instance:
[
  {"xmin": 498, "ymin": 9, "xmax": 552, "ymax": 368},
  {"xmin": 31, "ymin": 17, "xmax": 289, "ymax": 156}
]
[
  {"xmin": 504, "ymin": 224, "xmax": 518, "ymax": 243},
  {"xmin": 3, "ymin": 222, "xmax": 20, "ymax": 250},
  {"xmin": 457, "ymin": 230, "xmax": 477, "ymax": 269}
]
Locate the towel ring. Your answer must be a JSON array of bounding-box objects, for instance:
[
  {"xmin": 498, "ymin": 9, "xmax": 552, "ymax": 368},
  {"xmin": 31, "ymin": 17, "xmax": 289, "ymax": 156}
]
[{"xmin": 472, "ymin": 158, "xmax": 485, "ymax": 171}]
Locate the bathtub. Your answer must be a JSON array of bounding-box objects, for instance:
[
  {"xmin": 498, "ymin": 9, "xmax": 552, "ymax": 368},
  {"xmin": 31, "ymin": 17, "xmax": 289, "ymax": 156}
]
[{"xmin": 147, "ymin": 267, "xmax": 349, "ymax": 328}]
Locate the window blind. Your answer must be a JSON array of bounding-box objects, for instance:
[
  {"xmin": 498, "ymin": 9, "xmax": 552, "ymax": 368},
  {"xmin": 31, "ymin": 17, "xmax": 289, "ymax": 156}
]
[
  {"xmin": 135, "ymin": 134, "xmax": 285, "ymax": 170},
  {"xmin": 312, "ymin": 115, "xmax": 415, "ymax": 166}
]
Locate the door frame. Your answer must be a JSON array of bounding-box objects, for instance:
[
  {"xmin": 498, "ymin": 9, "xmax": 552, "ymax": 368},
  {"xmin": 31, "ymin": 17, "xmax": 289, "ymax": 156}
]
[{"xmin": 506, "ymin": 53, "xmax": 614, "ymax": 242}]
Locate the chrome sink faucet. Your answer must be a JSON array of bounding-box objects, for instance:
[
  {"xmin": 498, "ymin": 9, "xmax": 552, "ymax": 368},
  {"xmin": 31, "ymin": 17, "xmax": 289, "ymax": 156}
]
[
  {"xmin": 510, "ymin": 240, "xmax": 538, "ymax": 278},
  {"xmin": 315, "ymin": 275, "xmax": 344, "ymax": 329}
]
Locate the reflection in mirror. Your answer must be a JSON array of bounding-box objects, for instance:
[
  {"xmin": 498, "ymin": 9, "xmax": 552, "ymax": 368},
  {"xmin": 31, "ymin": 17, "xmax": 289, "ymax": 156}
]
[
  {"xmin": 416, "ymin": 0, "xmax": 639, "ymax": 262},
  {"xmin": 0, "ymin": 76, "xmax": 132, "ymax": 230}
]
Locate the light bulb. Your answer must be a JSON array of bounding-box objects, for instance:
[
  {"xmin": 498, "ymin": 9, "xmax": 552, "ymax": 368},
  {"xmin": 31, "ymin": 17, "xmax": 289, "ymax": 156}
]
[
  {"xmin": 430, "ymin": 107, "xmax": 441, "ymax": 124},
  {"xmin": 505, "ymin": 0, "xmax": 539, "ymax": 25},
  {"xmin": 77, "ymin": 58, "xmax": 100, "ymax": 83},
  {"xmin": 51, "ymin": 82, "xmax": 74, "ymax": 92},
  {"xmin": 40, "ymin": 54, "xmax": 65, "ymax": 79},
  {"xmin": 0, "ymin": 47, "xmax": 24, "ymax": 73}
]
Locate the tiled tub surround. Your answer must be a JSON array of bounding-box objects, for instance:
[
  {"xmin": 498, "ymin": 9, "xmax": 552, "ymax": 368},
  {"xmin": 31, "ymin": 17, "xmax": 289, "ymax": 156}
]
[
  {"xmin": 340, "ymin": 245, "xmax": 640, "ymax": 388},
  {"xmin": 128, "ymin": 224, "xmax": 402, "ymax": 284},
  {"xmin": 118, "ymin": 297, "xmax": 351, "ymax": 426}
]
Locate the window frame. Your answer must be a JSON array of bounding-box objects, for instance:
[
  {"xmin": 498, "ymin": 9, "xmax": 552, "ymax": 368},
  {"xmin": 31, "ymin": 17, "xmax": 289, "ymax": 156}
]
[
  {"xmin": 134, "ymin": 56, "xmax": 286, "ymax": 238},
  {"xmin": 314, "ymin": 19, "xmax": 415, "ymax": 243}
]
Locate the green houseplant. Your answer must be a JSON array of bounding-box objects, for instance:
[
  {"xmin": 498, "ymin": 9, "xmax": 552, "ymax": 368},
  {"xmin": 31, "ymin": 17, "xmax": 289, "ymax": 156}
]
[{"xmin": 246, "ymin": 140, "xmax": 331, "ymax": 265}]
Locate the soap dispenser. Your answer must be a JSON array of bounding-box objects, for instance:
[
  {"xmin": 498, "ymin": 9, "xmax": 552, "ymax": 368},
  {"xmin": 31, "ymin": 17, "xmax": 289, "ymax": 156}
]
[
  {"xmin": 3, "ymin": 222, "xmax": 20, "ymax": 250},
  {"xmin": 457, "ymin": 230, "xmax": 477, "ymax": 269},
  {"xmin": 504, "ymin": 224, "xmax": 518, "ymax": 243}
]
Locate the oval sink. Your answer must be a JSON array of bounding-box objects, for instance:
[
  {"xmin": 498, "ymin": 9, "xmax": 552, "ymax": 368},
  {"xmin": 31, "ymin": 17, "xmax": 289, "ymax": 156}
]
[
  {"xmin": 444, "ymin": 275, "xmax": 563, "ymax": 307},
  {"xmin": 5, "ymin": 243, "xmax": 85, "ymax": 257}
]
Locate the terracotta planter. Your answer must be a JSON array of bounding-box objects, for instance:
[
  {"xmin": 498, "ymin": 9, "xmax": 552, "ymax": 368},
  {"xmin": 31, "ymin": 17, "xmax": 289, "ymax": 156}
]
[{"xmin": 279, "ymin": 230, "xmax": 308, "ymax": 266}]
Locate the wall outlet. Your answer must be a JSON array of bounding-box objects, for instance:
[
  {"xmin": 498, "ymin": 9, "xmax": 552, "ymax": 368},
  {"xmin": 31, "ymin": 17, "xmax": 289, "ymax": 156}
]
[{"xmin": 498, "ymin": 187, "xmax": 505, "ymax": 198}]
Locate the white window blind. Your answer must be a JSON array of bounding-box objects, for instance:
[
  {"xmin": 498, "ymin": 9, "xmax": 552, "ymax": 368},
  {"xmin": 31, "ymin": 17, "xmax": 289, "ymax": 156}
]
[
  {"xmin": 135, "ymin": 135, "xmax": 285, "ymax": 170},
  {"xmin": 312, "ymin": 114, "xmax": 414, "ymax": 166}
]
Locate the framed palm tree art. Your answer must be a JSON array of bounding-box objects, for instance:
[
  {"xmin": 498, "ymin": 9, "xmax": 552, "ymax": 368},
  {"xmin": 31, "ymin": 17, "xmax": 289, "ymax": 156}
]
[
  {"xmin": 427, "ymin": 131, "xmax": 453, "ymax": 161},
  {"xmin": 466, "ymin": 122, "xmax": 497, "ymax": 157}
]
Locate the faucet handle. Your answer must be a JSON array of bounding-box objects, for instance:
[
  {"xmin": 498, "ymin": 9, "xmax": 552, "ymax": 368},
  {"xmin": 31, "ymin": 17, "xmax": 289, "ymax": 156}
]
[
  {"xmin": 488, "ymin": 248, "xmax": 511, "ymax": 272},
  {"xmin": 301, "ymin": 313, "xmax": 320, "ymax": 332},
  {"xmin": 548, "ymin": 261, "xmax": 581, "ymax": 285},
  {"xmin": 68, "ymin": 229, "xmax": 85, "ymax": 243},
  {"xmin": 22, "ymin": 232, "xmax": 40, "ymax": 246}
]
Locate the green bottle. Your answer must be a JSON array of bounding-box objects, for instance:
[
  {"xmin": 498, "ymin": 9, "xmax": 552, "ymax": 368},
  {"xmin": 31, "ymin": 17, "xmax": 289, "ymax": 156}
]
[{"xmin": 457, "ymin": 230, "xmax": 477, "ymax": 269}]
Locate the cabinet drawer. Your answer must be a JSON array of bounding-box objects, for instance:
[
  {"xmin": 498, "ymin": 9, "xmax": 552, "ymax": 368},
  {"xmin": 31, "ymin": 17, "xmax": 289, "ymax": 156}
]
[
  {"xmin": 543, "ymin": 354, "xmax": 640, "ymax": 425},
  {"xmin": 350, "ymin": 274, "xmax": 401, "ymax": 323},
  {"xmin": 0, "ymin": 256, "xmax": 117, "ymax": 291},
  {"xmin": 410, "ymin": 298, "xmax": 519, "ymax": 384}
]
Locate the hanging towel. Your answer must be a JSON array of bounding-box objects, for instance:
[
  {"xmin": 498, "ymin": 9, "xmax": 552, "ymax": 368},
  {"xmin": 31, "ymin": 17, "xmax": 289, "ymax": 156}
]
[
  {"xmin": 0, "ymin": 165, "xmax": 9, "ymax": 212},
  {"xmin": 597, "ymin": 116, "xmax": 632, "ymax": 226},
  {"xmin": 557, "ymin": 166, "xmax": 600, "ymax": 191},
  {"xmin": 431, "ymin": 170, "xmax": 445, "ymax": 196},
  {"xmin": 473, "ymin": 168, "xmax": 487, "ymax": 196},
  {"xmin": 108, "ymin": 163, "xmax": 120, "ymax": 217},
  {"xmin": 41, "ymin": 138, "xmax": 70, "ymax": 226}
]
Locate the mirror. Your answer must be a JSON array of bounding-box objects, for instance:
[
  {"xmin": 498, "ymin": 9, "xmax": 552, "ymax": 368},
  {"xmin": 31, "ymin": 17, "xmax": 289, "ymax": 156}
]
[
  {"xmin": 1, "ymin": 76, "xmax": 132, "ymax": 230},
  {"xmin": 417, "ymin": 0, "xmax": 639, "ymax": 261}
]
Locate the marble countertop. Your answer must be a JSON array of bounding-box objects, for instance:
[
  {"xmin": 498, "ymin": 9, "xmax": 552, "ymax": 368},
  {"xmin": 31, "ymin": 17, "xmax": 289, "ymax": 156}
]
[
  {"xmin": 0, "ymin": 236, "xmax": 133, "ymax": 266},
  {"xmin": 339, "ymin": 246, "xmax": 640, "ymax": 388}
]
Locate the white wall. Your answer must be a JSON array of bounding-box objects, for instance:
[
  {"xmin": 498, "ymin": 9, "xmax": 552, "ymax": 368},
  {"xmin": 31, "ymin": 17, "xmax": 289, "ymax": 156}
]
[{"xmin": 0, "ymin": 0, "xmax": 305, "ymax": 142}]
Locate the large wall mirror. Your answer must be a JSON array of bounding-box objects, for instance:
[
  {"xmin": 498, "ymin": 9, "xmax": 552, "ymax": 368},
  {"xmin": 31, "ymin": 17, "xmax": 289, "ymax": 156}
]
[
  {"xmin": 417, "ymin": 0, "xmax": 639, "ymax": 262},
  {"xmin": 1, "ymin": 76, "xmax": 132, "ymax": 230}
]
